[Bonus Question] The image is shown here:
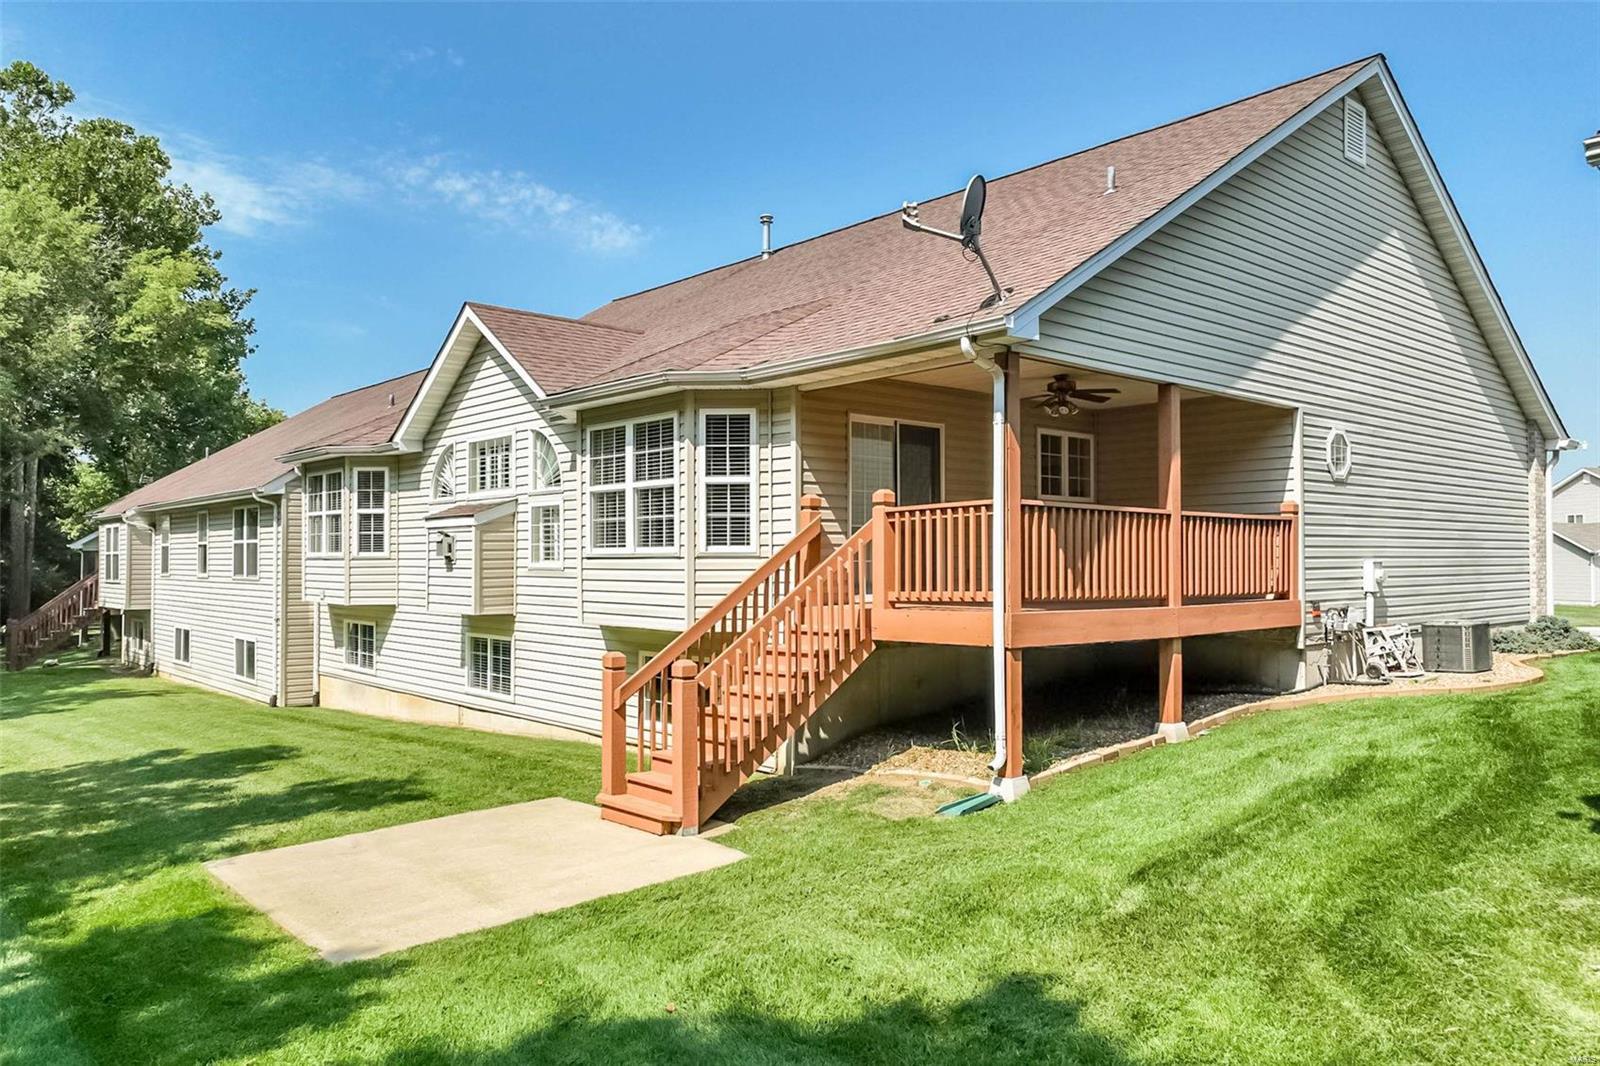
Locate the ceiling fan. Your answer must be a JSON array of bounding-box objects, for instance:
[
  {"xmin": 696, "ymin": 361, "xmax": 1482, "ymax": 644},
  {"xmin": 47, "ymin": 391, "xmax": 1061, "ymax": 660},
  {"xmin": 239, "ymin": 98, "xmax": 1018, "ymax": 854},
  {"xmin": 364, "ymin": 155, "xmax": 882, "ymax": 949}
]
[{"xmin": 1029, "ymin": 374, "xmax": 1120, "ymax": 418}]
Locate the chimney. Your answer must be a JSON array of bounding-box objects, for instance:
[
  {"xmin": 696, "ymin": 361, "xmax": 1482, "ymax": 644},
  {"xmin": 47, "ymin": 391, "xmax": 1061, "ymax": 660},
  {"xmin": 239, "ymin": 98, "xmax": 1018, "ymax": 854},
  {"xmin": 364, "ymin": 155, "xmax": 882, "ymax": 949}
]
[{"xmin": 759, "ymin": 214, "xmax": 774, "ymax": 259}]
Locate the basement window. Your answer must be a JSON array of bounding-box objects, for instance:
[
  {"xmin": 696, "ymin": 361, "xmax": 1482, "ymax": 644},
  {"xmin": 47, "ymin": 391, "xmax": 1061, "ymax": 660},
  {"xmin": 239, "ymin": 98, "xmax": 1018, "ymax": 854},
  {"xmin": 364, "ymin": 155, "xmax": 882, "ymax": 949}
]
[
  {"xmin": 1343, "ymin": 97, "xmax": 1368, "ymax": 167},
  {"xmin": 467, "ymin": 634, "xmax": 512, "ymax": 697},
  {"xmin": 173, "ymin": 627, "xmax": 191, "ymax": 663},
  {"xmin": 234, "ymin": 638, "xmax": 256, "ymax": 680},
  {"xmin": 345, "ymin": 621, "xmax": 376, "ymax": 671}
]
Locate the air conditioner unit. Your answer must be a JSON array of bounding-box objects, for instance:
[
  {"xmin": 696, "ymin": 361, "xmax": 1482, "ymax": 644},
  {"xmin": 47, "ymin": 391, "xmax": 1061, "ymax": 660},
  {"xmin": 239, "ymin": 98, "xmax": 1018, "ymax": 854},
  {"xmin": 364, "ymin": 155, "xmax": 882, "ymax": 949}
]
[{"xmin": 1420, "ymin": 621, "xmax": 1492, "ymax": 673}]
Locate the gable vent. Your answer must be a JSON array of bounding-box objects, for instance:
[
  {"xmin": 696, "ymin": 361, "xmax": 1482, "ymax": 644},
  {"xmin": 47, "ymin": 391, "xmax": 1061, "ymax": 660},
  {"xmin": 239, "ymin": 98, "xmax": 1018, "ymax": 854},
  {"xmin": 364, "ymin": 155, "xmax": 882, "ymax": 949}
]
[{"xmin": 1343, "ymin": 96, "xmax": 1368, "ymax": 167}]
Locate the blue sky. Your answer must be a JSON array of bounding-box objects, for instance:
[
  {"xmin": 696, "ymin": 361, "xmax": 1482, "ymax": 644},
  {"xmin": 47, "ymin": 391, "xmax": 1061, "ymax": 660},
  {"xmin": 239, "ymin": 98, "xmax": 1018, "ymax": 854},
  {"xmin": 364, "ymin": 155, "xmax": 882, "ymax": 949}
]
[{"xmin": 5, "ymin": 2, "xmax": 1597, "ymax": 476}]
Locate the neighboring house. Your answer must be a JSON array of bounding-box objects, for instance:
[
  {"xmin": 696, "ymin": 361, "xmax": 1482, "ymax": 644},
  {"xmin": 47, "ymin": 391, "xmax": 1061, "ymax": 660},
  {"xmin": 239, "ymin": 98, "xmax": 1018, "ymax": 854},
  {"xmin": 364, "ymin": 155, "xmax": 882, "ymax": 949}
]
[
  {"xmin": 1553, "ymin": 524, "xmax": 1600, "ymax": 606},
  {"xmin": 91, "ymin": 56, "xmax": 1569, "ymax": 835},
  {"xmin": 1553, "ymin": 466, "xmax": 1600, "ymax": 525}
]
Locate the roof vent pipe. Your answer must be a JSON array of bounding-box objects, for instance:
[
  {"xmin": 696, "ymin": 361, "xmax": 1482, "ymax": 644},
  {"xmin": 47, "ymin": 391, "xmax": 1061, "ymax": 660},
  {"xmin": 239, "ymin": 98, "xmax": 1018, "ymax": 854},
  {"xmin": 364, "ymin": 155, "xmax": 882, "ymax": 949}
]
[
  {"xmin": 759, "ymin": 214, "xmax": 774, "ymax": 259},
  {"xmin": 1105, "ymin": 165, "xmax": 1116, "ymax": 195}
]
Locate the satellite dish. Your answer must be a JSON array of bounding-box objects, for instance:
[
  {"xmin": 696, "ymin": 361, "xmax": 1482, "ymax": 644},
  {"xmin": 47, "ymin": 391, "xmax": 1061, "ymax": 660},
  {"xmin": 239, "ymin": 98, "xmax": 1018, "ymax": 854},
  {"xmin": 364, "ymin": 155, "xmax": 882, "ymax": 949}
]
[
  {"xmin": 898, "ymin": 171, "xmax": 1008, "ymax": 308},
  {"xmin": 959, "ymin": 174, "xmax": 986, "ymax": 244}
]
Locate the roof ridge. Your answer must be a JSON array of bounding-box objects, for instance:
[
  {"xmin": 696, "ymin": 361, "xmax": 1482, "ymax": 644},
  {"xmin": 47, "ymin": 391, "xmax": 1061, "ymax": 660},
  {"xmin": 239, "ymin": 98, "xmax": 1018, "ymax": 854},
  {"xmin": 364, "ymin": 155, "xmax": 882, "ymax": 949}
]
[
  {"xmin": 591, "ymin": 55, "xmax": 1380, "ymax": 309},
  {"xmin": 468, "ymin": 301, "xmax": 644, "ymax": 335}
]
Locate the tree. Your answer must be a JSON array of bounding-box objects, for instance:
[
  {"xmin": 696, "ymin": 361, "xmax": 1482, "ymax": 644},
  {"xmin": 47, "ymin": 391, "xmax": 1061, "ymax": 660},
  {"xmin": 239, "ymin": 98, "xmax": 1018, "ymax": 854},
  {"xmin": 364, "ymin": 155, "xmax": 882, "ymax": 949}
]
[{"xmin": 0, "ymin": 61, "xmax": 281, "ymax": 619}]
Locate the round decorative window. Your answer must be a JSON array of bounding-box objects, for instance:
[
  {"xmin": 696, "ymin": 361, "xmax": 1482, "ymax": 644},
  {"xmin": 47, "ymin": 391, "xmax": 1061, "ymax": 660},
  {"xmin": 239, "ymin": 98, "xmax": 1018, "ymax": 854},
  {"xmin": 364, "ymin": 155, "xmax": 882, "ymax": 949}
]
[{"xmin": 1325, "ymin": 426, "xmax": 1353, "ymax": 481}]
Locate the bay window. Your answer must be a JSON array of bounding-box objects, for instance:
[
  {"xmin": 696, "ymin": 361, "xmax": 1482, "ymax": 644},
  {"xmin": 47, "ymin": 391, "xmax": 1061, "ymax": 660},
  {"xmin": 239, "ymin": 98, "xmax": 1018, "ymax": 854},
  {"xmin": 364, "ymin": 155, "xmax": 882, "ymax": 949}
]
[
  {"xmin": 305, "ymin": 471, "xmax": 343, "ymax": 555},
  {"xmin": 701, "ymin": 411, "xmax": 755, "ymax": 550},
  {"xmin": 354, "ymin": 469, "xmax": 387, "ymax": 555}
]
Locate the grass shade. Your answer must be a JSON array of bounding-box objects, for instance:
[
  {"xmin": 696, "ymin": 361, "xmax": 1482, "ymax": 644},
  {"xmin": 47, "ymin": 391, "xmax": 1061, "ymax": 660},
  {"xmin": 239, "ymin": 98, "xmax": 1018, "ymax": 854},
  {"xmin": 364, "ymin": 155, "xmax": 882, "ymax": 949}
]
[{"xmin": 2, "ymin": 651, "xmax": 1598, "ymax": 1064}]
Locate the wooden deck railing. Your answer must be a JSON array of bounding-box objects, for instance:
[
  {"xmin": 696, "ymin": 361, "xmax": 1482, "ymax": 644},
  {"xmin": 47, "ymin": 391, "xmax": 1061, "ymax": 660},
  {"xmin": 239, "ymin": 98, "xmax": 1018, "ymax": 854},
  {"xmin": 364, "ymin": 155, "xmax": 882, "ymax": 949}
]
[
  {"xmin": 881, "ymin": 499, "xmax": 1296, "ymax": 608},
  {"xmin": 1181, "ymin": 510, "xmax": 1296, "ymax": 601},
  {"xmin": 5, "ymin": 574, "xmax": 98, "ymax": 670},
  {"xmin": 600, "ymin": 497, "xmax": 825, "ymax": 794}
]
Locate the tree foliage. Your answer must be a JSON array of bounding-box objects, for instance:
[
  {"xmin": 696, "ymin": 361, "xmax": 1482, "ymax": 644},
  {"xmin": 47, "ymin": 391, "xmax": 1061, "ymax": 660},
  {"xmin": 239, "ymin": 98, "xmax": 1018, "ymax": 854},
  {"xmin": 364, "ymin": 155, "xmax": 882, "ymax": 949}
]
[{"xmin": 0, "ymin": 60, "xmax": 281, "ymax": 612}]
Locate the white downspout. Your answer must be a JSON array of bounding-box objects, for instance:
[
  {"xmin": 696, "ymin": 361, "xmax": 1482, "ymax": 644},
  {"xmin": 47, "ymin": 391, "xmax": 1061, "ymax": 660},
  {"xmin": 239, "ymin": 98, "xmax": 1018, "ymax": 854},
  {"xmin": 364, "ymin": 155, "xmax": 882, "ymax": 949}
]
[
  {"xmin": 960, "ymin": 336, "xmax": 1009, "ymax": 778},
  {"xmin": 252, "ymin": 489, "xmax": 282, "ymax": 706}
]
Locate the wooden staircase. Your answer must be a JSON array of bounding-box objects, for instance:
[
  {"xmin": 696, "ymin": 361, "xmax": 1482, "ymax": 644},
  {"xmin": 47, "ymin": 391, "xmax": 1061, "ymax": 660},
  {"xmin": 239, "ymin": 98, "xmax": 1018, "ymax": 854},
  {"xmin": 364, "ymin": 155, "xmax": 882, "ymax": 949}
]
[
  {"xmin": 5, "ymin": 574, "xmax": 99, "ymax": 671},
  {"xmin": 598, "ymin": 494, "xmax": 883, "ymax": 834}
]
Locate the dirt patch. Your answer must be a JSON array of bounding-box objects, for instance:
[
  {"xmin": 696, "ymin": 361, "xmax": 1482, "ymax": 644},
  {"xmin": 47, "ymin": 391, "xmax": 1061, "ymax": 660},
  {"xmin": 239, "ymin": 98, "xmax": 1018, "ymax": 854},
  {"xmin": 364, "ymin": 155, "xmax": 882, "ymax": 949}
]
[{"xmin": 1308, "ymin": 651, "xmax": 1538, "ymax": 701}]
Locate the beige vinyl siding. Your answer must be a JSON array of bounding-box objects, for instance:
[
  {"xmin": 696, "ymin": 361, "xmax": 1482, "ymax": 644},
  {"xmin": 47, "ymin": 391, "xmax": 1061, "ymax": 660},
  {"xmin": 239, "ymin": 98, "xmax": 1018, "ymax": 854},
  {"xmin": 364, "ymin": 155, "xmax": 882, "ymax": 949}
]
[
  {"xmin": 1023, "ymin": 93, "xmax": 1535, "ymax": 626},
  {"xmin": 1554, "ymin": 472, "xmax": 1600, "ymax": 523},
  {"xmin": 149, "ymin": 501, "xmax": 283, "ymax": 703},
  {"xmin": 425, "ymin": 517, "xmax": 476, "ymax": 614},
  {"xmin": 578, "ymin": 395, "xmax": 689, "ymax": 629},
  {"xmin": 691, "ymin": 390, "xmax": 796, "ymax": 616},
  {"xmin": 281, "ymin": 486, "xmax": 315, "ymax": 705},
  {"xmin": 112, "ymin": 522, "xmax": 153, "ymax": 610},
  {"xmin": 121, "ymin": 609, "xmax": 152, "ymax": 667},
  {"xmin": 315, "ymin": 341, "xmax": 620, "ymax": 738},
  {"xmin": 477, "ymin": 513, "xmax": 516, "ymax": 615},
  {"xmin": 799, "ymin": 379, "xmax": 991, "ymax": 544},
  {"xmin": 300, "ymin": 459, "xmax": 348, "ymax": 603},
  {"xmin": 97, "ymin": 520, "xmax": 128, "ymax": 609},
  {"xmin": 348, "ymin": 461, "xmax": 399, "ymax": 604},
  {"xmin": 1552, "ymin": 536, "xmax": 1598, "ymax": 605},
  {"xmin": 1062, "ymin": 396, "xmax": 1295, "ymax": 513}
]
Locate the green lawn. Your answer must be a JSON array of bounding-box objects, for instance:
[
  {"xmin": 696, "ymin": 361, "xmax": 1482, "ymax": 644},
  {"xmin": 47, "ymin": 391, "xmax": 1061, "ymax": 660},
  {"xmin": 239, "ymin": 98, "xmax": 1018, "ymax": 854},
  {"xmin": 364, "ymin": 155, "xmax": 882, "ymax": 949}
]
[
  {"xmin": 3, "ymin": 653, "xmax": 1598, "ymax": 1065},
  {"xmin": 1557, "ymin": 603, "xmax": 1600, "ymax": 627}
]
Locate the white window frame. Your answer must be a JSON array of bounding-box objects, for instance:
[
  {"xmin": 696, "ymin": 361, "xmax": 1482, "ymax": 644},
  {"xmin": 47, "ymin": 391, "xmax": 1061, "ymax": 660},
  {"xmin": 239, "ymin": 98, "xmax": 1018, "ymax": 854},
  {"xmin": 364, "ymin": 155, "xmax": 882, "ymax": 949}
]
[
  {"xmin": 470, "ymin": 435, "xmax": 513, "ymax": 496},
  {"xmin": 344, "ymin": 620, "xmax": 376, "ymax": 671},
  {"xmin": 196, "ymin": 511, "xmax": 209, "ymax": 576},
  {"xmin": 172, "ymin": 626, "xmax": 190, "ymax": 663},
  {"xmin": 304, "ymin": 471, "xmax": 344, "ymax": 557},
  {"xmin": 1036, "ymin": 428, "xmax": 1096, "ymax": 503},
  {"xmin": 530, "ymin": 500, "xmax": 562, "ymax": 569},
  {"xmin": 431, "ymin": 444, "xmax": 456, "ymax": 501},
  {"xmin": 234, "ymin": 637, "xmax": 256, "ymax": 680},
  {"xmin": 531, "ymin": 431, "xmax": 562, "ymax": 493},
  {"xmin": 1325, "ymin": 425, "xmax": 1354, "ymax": 481},
  {"xmin": 699, "ymin": 408, "xmax": 758, "ymax": 553},
  {"xmin": 232, "ymin": 506, "xmax": 259, "ymax": 578},
  {"xmin": 585, "ymin": 414, "xmax": 678, "ymax": 556},
  {"xmin": 159, "ymin": 516, "xmax": 171, "ymax": 575},
  {"xmin": 465, "ymin": 632, "xmax": 513, "ymax": 698},
  {"xmin": 353, "ymin": 467, "xmax": 389, "ymax": 557},
  {"xmin": 103, "ymin": 525, "xmax": 121, "ymax": 582}
]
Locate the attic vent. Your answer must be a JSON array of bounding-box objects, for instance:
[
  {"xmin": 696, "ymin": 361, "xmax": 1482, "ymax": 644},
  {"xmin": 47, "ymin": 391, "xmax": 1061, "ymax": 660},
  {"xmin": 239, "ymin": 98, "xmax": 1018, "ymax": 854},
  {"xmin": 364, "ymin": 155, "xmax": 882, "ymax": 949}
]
[{"xmin": 1342, "ymin": 96, "xmax": 1368, "ymax": 167}]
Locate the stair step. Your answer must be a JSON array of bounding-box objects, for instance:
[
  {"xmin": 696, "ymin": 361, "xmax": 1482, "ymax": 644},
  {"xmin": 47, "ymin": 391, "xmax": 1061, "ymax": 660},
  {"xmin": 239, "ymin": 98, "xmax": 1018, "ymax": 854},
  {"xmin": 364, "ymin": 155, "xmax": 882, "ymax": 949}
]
[
  {"xmin": 626, "ymin": 768, "xmax": 674, "ymax": 803},
  {"xmin": 597, "ymin": 791, "xmax": 679, "ymax": 835}
]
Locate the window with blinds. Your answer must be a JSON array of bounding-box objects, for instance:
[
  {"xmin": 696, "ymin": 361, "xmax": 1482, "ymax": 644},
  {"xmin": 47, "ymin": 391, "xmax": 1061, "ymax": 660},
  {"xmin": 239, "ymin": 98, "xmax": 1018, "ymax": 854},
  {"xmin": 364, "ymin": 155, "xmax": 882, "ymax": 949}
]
[
  {"xmin": 305, "ymin": 471, "xmax": 343, "ymax": 555},
  {"xmin": 587, "ymin": 416, "xmax": 676, "ymax": 552},
  {"xmin": 355, "ymin": 469, "xmax": 387, "ymax": 555},
  {"xmin": 702, "ymin": 411, "xmax": 754, "ymax": 549},
  {"xmin": 467, "ymin": 634, "xmax": 512, "ymax": 696}
]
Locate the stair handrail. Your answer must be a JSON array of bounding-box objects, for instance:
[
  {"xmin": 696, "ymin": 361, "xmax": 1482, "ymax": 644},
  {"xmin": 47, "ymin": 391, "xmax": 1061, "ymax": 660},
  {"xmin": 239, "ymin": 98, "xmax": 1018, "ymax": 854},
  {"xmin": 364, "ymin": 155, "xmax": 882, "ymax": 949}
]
[
  {"xmin": 600, "ymin": 496, "xmax": 826, "ymax": 795},
  {"xmin": 6, "ymin": 573, "xmax": 98, "ymax": 670},
  {"xmin": 696, "ymin": 518, "xmax": 877, "ymax": 778}
]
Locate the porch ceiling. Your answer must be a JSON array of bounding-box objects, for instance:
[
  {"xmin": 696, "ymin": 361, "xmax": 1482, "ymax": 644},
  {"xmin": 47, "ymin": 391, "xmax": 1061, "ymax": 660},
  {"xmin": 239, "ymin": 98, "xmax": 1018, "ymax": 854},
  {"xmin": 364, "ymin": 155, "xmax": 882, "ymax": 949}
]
[{"xmin": 889, "ymin": 357, "xmax": 1164, "ymax": 410}]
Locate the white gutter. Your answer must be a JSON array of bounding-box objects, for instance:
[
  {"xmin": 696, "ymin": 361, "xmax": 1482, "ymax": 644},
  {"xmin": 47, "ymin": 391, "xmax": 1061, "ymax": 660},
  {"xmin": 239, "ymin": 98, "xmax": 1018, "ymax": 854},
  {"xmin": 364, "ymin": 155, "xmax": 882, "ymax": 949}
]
[{"xmin": 960, "ymin": 336, "xmax": 1010, "ymax": 780}]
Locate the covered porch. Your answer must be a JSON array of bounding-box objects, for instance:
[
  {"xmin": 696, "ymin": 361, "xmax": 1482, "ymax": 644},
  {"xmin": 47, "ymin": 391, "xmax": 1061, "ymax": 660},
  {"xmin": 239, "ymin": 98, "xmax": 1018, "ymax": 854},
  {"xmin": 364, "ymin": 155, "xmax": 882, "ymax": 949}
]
[{"xmin": 795, "ymin": 349, "xmax": 1304, "ymax": 787}]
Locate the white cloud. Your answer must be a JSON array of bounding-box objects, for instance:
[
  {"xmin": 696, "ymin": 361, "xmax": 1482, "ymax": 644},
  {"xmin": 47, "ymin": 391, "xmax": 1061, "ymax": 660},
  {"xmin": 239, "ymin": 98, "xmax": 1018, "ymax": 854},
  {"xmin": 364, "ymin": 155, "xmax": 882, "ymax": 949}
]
[
  {"xmin": 168, "ymin": 152, "xmax": 369, "ymax": 238},
  {"xmin": 386, "ymin": 154, "xmax": 645, "ymax": 254},
  {"xmin": 392, "ymin": 46, "xmax": 465, "ymax": 70}
]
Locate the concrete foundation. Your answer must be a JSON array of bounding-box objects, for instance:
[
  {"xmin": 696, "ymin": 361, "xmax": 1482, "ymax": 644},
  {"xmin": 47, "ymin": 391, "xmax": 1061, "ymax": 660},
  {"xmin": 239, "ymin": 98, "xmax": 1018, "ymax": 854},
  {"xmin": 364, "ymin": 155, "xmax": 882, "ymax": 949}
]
[{"xmin": 319, "ymin": 674, "xmax": 599, "ymax": 745}]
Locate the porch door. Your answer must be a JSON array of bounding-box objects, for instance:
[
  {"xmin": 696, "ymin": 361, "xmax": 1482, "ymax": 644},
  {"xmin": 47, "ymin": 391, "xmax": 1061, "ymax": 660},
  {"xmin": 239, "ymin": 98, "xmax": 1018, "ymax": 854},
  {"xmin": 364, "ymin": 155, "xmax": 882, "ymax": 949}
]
[{"xmin": 848, "ymin": 418, "xmax": 943, "ymax": 530}]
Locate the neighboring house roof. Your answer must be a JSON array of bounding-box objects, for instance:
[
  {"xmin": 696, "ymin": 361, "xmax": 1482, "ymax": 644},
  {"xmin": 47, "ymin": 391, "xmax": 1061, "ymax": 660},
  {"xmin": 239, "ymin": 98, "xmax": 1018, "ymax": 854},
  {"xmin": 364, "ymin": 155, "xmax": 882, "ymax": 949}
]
[
  {"xmin": 1554, "ymin": 466, "xmax": 1600, "ymax": 494},
  {"xmin": 68, "ymin": 531, "xmax": 97, "ymax": 552},
  {"xmin": 96, "ymin": 370, "xmax": 427, "ymax": 518},
  {"xmin": 1554, "ymin": 522, "xmax": 1600, "ymax": 554}
]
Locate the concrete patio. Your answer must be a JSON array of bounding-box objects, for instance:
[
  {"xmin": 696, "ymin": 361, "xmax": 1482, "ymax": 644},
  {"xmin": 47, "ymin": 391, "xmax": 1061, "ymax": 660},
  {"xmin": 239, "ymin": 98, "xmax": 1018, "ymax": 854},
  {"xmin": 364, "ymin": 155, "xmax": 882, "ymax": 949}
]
[{"xmin": 205, "ymin": 797, "xmax": 744, "ymax": 961}]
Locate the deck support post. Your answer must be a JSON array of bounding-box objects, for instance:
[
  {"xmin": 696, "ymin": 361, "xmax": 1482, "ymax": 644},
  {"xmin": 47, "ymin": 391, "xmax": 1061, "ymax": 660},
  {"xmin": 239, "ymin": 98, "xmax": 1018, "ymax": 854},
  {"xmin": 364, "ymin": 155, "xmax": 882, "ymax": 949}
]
[
  {"xmin": 671, "ymin": 659, "xmax": 702, "ymax": 835},
  {"xmin": 1156, "ymin": 383, "xmax": 1188, "ymax": 741},
  {"xmin": 993, "ymin": 352, "xmax": 1029, "ymax": 797},
  {"xmin": 599, "ymin": 652, "xmax": 629, "ymax": 796}
]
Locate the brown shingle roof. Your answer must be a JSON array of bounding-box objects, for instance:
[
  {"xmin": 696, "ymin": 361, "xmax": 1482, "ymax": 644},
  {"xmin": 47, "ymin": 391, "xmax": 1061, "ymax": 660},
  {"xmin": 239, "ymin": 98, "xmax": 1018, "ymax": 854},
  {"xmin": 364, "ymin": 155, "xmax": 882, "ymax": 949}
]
[
  {"xmin": 98, "ymin": 370, "xmax": 427, "ymax": 516},
  {"xmin": 501, "ymin": 57, "xmax": 1368, "ymax": 392},
  {"xmin": 465, "ymin": 303, "xmax": 640, "ymax": 394}
]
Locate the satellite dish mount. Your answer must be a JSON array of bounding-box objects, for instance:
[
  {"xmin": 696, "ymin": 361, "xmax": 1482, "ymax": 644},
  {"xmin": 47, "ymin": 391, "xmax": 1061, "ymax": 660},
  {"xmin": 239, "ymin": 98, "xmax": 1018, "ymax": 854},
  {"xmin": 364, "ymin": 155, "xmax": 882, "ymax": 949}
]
[{"xmin": 900, "ymin": 174, "xmax": 1007, "ymax": 309}]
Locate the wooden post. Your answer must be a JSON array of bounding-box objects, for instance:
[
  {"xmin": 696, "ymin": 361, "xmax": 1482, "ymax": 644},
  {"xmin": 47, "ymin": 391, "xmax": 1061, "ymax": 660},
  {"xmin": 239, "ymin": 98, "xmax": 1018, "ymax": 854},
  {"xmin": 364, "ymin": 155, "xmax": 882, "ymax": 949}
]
[
  {"xmin": 799, "ymin": 493, "xmax": 825, "ymax": 574},
  {"xmin": 1002, "ymin": 354, "xmax": 1025, "ymax": 781},
  {"xmin": 600, "ymin": 652, "xmax": 628, "ymax": 796},
  {"xmin": 1157, "ymin": 382, "xmax": 1182, "ymax": 607},
  {"xmin": 670, "ymin": 659, "xmax": 702, "ymax": 834},
  {"xmin": 1158, "ymin": 638, "xmax": 1183, "ymax": 727},
  {"xmin": 1279, "ymin": 501, "xmax": 1300, "ymax": 601},
  {"xmin": 870, "ymin": 488, "xmax": 897, "ymax": 608}
]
